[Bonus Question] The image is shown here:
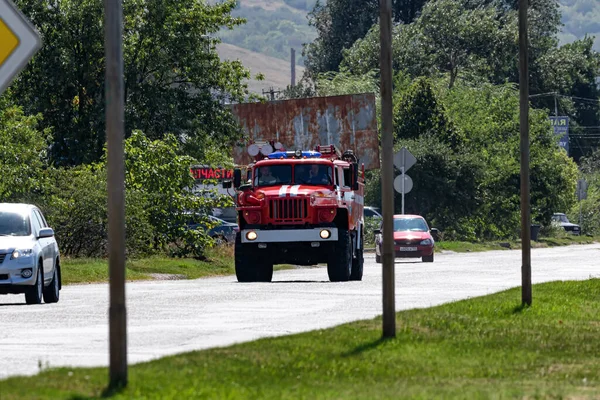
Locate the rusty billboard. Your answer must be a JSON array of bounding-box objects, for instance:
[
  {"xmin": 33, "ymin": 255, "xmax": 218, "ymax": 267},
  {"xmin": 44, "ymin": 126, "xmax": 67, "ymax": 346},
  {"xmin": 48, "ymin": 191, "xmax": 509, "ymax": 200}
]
[{"xmin": 230, "ymin": 93, "xmax": 380, "ymax": 170}]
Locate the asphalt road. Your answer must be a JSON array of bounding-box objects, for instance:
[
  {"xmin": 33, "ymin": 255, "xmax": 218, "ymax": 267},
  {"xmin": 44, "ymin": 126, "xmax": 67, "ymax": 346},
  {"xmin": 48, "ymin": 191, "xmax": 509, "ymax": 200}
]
[{"xmin": 1, "ymin": 244, "xmax": 599, "ymax": 379}]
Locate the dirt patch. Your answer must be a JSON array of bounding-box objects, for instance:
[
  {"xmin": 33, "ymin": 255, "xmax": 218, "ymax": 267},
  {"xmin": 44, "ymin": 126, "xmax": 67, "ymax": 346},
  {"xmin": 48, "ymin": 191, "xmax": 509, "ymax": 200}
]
[{"xmin": 148, "ymin": 273, "xmax": 186, "ymax": 281}]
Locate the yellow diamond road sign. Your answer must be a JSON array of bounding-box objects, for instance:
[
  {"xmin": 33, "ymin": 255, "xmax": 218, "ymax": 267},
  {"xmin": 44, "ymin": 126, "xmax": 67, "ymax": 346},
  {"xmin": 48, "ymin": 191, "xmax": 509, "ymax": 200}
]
[{"xmin": 0, "ymin": 0, "xmax": 41, "ymax": 94}]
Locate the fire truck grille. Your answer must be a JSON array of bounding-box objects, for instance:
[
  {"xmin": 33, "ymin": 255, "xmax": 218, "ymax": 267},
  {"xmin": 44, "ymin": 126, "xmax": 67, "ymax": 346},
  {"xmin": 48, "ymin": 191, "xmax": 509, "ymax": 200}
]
[{"xmin": 270, "ymin": 198, "xmax": 308, "ymax": 222}]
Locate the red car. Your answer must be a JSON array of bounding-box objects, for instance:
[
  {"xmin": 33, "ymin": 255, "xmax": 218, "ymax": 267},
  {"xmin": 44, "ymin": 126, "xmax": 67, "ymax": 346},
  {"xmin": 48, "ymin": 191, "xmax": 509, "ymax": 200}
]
[{"xmin": 374, "ymin": 215, "xmax": 436, "ymax": 263}]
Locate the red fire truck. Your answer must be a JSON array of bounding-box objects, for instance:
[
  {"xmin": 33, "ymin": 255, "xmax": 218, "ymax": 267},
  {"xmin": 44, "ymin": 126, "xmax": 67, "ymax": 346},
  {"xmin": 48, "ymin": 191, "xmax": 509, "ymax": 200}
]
[{"xmin": 228, "ymin": 144, "xmax": 365, "ymax": 282}]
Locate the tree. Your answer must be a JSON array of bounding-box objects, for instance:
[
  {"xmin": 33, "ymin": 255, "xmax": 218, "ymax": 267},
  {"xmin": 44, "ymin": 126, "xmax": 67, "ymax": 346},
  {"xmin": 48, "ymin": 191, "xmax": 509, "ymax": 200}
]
[
  {"xmin": 393, "ymin": 78, "xmax": 462, "ymax": 147},
  {"xmin": 125, "ymin": 131, "xmax": 231, "ymax": 257},
  {"xmin": 12, "ymin": 0, "xmax": 251, "ymax": 166},
  {"xmin": 533, "ymin": 37, "xmax": 600, "ymax": 160},
  {"xmin": 342, "ymin": 0, "xmax": 515, "ymax": 88},
  {"xmin": 0, "ymin": 94, "xmax": 49, "ymax": 202},
  {"xmin": 303, "ymin": 0, "xmax": 427, "ymax": 76}
]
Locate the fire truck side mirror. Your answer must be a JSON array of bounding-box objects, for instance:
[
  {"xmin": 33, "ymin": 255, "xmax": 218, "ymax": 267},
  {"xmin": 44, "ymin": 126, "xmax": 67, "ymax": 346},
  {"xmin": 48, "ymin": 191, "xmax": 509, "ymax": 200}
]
[
  {"xmin": 352, "ymin": 163, "xmax": 359, "ymax": 190},
  {"xmin": 222, "ymin": 180, "xmax": 232, "ymax": 189},
  {"xmin": 233, "ymin": 169, "xmax": 242, "ymax": 188}
]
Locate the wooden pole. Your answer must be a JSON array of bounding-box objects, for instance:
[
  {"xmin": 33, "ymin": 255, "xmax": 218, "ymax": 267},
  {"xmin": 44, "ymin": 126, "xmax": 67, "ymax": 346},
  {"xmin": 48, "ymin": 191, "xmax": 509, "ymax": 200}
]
[
  {"xmin": 379, "ymin": 0, "xmax": 396, "ymax": 338},
  {"xmin": 519, "ymin": 0, "xmax": 532, "ymax": 306},
  {"xmin": 104, "ymin": 0, "xmax": 128, "ymax": 388}
]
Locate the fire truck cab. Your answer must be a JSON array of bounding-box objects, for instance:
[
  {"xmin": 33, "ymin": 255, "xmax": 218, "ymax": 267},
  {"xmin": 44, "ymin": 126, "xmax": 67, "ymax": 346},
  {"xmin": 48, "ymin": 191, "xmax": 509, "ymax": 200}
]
[{"xmin": 231, "ymin": 145, "xmax": 365, "ymax": 282}]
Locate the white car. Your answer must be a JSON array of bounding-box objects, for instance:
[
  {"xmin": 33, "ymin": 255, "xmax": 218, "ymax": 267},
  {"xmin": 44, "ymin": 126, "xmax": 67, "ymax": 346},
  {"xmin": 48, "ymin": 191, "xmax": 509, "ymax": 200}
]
[{"xmin": 0, "ymin": 203, "xmax": 61, "ymax": 304}]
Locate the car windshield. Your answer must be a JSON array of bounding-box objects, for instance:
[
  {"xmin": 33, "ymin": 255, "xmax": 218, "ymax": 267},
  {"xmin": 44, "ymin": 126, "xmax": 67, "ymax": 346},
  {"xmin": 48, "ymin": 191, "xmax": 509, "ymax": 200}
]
[
  {"xmin": 393, "ymin": 218, "xmax": 428, "ymax": 232},
  {"xmin": 0, "ymin": 212, "xmax": 31, "ymax": 236},
  {"xmin": 254, "ymin": 165, "xmax": 292, "ymax": 186},
  {"xmin": 552, "ymin": 214, "xmax": 568, "ymax": 223},
  {"xmin": 294, "ymin": 164, "xmax": 333, "ymax": 185}
]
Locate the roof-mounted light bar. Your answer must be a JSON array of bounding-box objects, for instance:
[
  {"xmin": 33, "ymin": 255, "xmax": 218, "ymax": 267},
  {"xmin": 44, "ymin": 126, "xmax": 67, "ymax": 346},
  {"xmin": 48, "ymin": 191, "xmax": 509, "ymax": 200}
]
[{"xmin": 267, "ymin": 150, "xmax": 322, "ymax": 159}]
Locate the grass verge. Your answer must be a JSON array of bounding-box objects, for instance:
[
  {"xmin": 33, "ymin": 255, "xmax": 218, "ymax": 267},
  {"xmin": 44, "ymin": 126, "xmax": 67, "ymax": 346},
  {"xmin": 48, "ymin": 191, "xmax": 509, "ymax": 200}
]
[
  {"xmin": 434, "ymin": 235, "xmax": 600, "ymax": 253},
  {"xmin": 1, "ymin": 279, "xmax": 599, "ymax": 399},
  {"xmin": 61, "ymin": 245, "xmax": 294, "ymax": 285}
]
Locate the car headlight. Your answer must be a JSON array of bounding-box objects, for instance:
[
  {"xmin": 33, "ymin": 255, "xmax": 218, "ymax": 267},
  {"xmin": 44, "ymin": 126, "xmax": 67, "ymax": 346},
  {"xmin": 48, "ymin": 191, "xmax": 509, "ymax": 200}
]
[
  {"xmin": 12, "ymin": 249, "xmax": 33, "ymax": 259},
  {"xmin": 420, "ymin": 239, "xmax": 433, "ymax": 246}
]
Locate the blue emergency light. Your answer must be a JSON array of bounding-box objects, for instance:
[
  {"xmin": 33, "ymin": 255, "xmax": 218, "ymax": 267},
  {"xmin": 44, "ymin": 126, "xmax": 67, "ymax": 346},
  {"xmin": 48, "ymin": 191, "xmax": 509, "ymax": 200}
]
[{"xmin": 267, "ymin": 150, "xmax": 321, "ymax": 159}]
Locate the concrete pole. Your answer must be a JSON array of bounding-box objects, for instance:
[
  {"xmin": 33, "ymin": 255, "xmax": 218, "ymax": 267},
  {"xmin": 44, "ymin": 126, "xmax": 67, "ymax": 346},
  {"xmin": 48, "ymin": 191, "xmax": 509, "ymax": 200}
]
[
  {"xmin": 291, "ymin": 48, "xmax": 296, "ymax": 87},
  {"xmin": 519, "ymin": 0, "xmax": 532, "ymax": 306},
  {"xmin": 104, "ymin": 0, "xmax": 128, "ymax": 388},
  {"xmin": 379, "ymin": 0, "xmax": 396, "ymax": 338}
]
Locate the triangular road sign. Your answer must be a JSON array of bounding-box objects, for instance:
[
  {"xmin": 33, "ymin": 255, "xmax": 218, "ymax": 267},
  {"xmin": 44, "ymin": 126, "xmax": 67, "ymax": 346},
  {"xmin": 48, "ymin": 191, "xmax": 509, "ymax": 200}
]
[{"xmin": 0, "ymin": 0, "xmax": 41, "ymax": 94}]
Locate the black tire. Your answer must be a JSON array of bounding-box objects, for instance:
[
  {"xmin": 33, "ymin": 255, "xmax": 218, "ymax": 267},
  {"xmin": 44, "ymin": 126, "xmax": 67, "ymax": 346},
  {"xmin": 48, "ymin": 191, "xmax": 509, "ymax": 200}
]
[
  {"xmin": 375, "ymin": 253, "xmax": 381, "ymax": 264},
  {"xmin": 43, "ymin": 264, "xmax": 60, "ymax": 303},
  {"xmin": 350, "ymin": 234, "xmax": 364, "ymax": 281},
  {"xmin": 256, "ymin": 260, "xmax": 274, "ymax": 282},
  {"xmin": 422, "ymin": 253, "xmax": 434, "ymax": 263},
  {"xmin": 235, "ymin": 233, "xmax": 273, "ymax": 282},
  {"xmin": 327, "ymin": 229, "xmax": 352, "ymax": 282},
  {"xmin": 25, "ymin": 263, "xmax": 43, "ymax": 305}
]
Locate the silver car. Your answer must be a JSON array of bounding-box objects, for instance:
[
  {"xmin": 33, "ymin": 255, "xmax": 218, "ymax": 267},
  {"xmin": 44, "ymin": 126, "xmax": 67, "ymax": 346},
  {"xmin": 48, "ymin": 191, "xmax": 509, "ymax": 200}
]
[{"xmin": 0, "ymin": 203, "xmax": 61, "ymax": 304}]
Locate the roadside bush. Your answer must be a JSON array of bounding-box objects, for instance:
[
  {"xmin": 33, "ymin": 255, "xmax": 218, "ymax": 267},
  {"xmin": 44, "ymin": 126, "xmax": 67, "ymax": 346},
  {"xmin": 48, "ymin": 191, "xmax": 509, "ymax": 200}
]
[
  {"xmin": 363, "ymin": 217, "xmax": 380, "ymax": 247},
  {"xmin": 573, "ymin": 150, "xmax": 600, "ymax": 236},
  {"xmin": 37, "ymin": 165, "xmax": 153, "ymax": 257},
  {"xmin": 125, "ymin": 131, "xmax": 232, "ymax": 259},
  {"xmin": 364, "ymin": 81, "xmax": 579, "ymax": 242}
]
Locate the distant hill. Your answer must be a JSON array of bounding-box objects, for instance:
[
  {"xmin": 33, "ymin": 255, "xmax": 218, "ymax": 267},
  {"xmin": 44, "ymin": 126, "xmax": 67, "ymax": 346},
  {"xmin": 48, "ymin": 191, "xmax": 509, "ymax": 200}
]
[
  {"xmin": 217, "ymin": 43, "xmax": 304, "ymax": 94},
  {"xmin": 218, "ymin": 0, "xmax": 316, "ymax": 66}
]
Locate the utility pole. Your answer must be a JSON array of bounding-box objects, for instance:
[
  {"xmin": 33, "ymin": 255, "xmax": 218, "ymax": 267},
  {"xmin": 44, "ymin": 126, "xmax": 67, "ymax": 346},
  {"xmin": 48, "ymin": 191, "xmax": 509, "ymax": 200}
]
[
  {"xmin": 104, "ymin": 0, "xmax": 127, "ymax": 388},
  {"xmin": 379, "ymin": 0, "xmax": 396, "ymax": 338},
  {"xmin": 519, "ymin": 0, "xmax": 532, "ymax": 306},
  {"xmin": 554, "ymin": 92, "xmax": 558, "ymax": 117},
  {"xmin": 291, "ymin": 48, "xmax": 296, "ymax": 87},
  {"xmin": 262, "ymin": 87, "xmax": 281, "ymax": 101}
]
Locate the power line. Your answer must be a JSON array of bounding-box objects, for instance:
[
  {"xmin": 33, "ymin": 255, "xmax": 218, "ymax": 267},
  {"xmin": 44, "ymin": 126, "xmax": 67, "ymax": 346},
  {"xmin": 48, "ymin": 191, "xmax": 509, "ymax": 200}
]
[{"xmin": 529, "ymin": 91, "xmax": 600, "ymax": 104}]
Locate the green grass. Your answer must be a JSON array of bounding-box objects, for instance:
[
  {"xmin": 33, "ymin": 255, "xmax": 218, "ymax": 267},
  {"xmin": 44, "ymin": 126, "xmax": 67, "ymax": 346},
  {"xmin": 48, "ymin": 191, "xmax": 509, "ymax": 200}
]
[
  {"xmin": 2, "ymin": 279, "xmax": 600, "ymax": 399},
  {"xmin": 61, "ymin": 246, "xmax": 294, "ymax": 285},
  {"xmin": 61, "ymin": 246, "xmax": 234, "ymax": 284},
  {"xmin": 435, "ymin": 235, "xmax": 600, "ymax": 253}
]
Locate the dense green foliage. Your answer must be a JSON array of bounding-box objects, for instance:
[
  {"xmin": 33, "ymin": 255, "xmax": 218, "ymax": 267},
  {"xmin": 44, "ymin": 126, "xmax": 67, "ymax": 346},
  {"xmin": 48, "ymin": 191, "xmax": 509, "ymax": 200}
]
[
  {"xmin": 339, "ymin": 0, "xmax": 600, "ymax": 161},
  {"xmin": 363, "ymin": 78, "xmax": 578, "ymax": 240},
  {"xmin": 0, "ymin": 95, "xmax": 49, "ymax": 202},
  {"xmin": 12, "ymin": 0, "xmax": 251, "ymax": 166},
  {"xmin": 0, "ymin": 103, "xmax": 226, "ymax": 258},
  {"xmin": 3, "ymin": 279, "xmax": 600, "ymax": 398},
  {"xmin": 572, "ymin": 149, "xmax": 600, "ymax": 235},
  {"xmin": 0, "ymin": 0, "xmax": 248, "ymax": 258},
  {"xmin": 303, "ymin": 0, "xmax": 427, "ymax": 76}
]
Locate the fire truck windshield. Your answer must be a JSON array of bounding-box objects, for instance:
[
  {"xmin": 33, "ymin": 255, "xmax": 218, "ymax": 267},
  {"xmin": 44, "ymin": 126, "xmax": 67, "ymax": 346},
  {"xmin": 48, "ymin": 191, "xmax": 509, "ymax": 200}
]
[
  {"xmin": 254, "ymin": 165, "xmax": 292, "ymax": 186},
  {"xmin": 294, "ymin": 164, "xmax": 333, "ymax": 185}
]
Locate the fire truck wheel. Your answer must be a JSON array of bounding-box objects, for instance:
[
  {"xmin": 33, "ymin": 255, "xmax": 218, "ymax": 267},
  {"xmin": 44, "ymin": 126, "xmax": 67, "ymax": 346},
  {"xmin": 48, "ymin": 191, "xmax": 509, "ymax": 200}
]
[
  {"xmin": 350, "ymin": 247, "xmax": 363, "ymax": 281},
  {"xmin": 327, "ymin": 229, "xmax": 352, "ymax": 282},
  {"xmin": 235, "ymin": 234, "xmax": 273, "ymax": 282},
  {"xmin": 256, "ymin": 261, "xmax": 274, "ymax": 282}
]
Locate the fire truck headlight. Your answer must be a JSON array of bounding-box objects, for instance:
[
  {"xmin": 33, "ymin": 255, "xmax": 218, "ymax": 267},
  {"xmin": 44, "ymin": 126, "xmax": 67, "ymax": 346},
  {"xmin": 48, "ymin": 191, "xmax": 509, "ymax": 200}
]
[
  {"xmin": 246, "ymin": 231, "xmax": 258, "ymax": 241},
  {"xmin": 319, "ymin": 229, "xmax": 331, "ymax": 239}
]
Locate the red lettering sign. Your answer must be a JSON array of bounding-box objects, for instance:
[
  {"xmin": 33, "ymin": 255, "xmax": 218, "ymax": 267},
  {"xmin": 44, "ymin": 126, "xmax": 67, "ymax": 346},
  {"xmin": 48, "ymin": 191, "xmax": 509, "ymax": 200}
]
[{"xmin": 190, "ymin": 167, "xmax": 233, "ymax": 181}]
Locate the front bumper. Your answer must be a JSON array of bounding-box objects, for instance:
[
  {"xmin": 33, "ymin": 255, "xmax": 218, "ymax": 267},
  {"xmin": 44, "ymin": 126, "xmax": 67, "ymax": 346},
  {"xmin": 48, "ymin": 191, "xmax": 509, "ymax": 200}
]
[
  {"xmin": 241, "ymin": 228, "xmax": 339, "ymax": 244},
  {"xmin": 0, "ymin": 256, "xmax": 37, "ymax": 294},
  {"xmin": 376, "ymin": 244, "xmax": 434, "ymax": 258}
]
